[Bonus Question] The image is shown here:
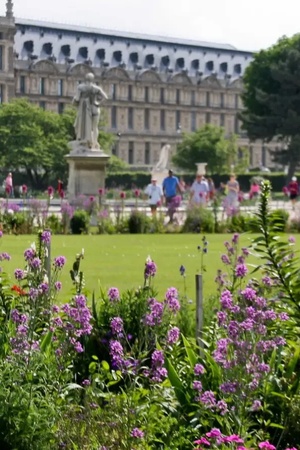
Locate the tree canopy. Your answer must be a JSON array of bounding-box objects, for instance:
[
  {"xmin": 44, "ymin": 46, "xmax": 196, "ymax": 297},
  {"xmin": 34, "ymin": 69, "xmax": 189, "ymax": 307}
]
[
  {"xmin": 0, "ymin": 99, "xmax": 115, "ymax": 189},
  {"xmin": 240, "ymin": 34, "xmax": 300, "ymax": 177},
  {"xmin": 172, "ymin": 124, "xmax": 249, "ymax": 174}
]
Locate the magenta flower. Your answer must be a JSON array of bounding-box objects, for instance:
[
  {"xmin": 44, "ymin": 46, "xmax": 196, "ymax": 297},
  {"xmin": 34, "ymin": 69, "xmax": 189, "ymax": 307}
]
[
  {"xmin": 22, "ymin": 184, "xmax": 28, "ymax": 194},
  {"xmin": 223, "ymin": 434, "xmax": 244, "ymax": 443},
  {"xmin": 194, "ymin": 363, "xmax": 205, "ymax": 375},
  {"xmin": 47, "ymin": 186, "xmax": 54, "ymax": 196},
  {"xmin": 130, "ymin": 428, "xmax": 144, "ymax": 439},
  {"xmin": 206, "ymin": 428, "xmax": 221, "ymax": 438},
  {"xmin": 98, "ymin": 188, "xmax": 105, "ymax": 196},
  {"xmin": 134, "ymin": 189, "xmax": 140, "ymax": 197},
  {"xmin": 108, "ymin": 287, "xmax": 120, "ymax": 302},
  {"xmin": 167, "ymin": 327, "xmax": 180, "ymax": 345},
  {"xmin": 120, "ymin": 191, "xmax": 126, "ymax": 199},
  {"xmin": 54, "ymin": 256, "xmax": 66, "ymax": 268},
  {"xmin": 258, "ymin": 442, "xmax": 276, "ymax": 450},
  {"xmin": 235, "ymin": 263, "xmax": 248, "ymax": 278},
  {"xmin": 194, "ymin": 437, "xmax": 210, "ymax": 446}
]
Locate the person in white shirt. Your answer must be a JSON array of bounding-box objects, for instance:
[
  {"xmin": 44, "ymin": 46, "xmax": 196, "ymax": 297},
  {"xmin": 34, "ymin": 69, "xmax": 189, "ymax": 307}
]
[
  {"xmin": 190, "ymin": 174, "xmax": 209, "ymax": 206},
  {"xmin": 144, "ymin": 178, "xmax": 163, "ymax": 216}
]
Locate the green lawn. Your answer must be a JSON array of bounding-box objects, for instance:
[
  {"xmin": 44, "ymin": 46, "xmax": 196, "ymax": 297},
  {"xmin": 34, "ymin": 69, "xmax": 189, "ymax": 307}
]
[{"xmin": 1, "ymin": 233, "xmax": 264, "ymax": 302}]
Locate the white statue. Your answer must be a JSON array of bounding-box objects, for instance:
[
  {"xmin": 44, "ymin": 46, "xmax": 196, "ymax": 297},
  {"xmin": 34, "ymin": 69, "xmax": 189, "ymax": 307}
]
[
  {"xmin": 73, "ymin": 73, "xmax": 108, "ymax": 149},
  {"xmin": 154, "ymin": 144, "xmax": 171, "ymax": 171}
]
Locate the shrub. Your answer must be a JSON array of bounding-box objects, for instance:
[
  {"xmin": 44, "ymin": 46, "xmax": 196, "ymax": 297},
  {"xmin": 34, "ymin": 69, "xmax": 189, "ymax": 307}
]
[
  {"xmin": 127, "ymin": 210, "xmax": 151, "ymax": 234},
  {"xmin": 181, "ymin": 206, "xmax": 214, "ymax": 233},
  {"xmin": 70, "ymin": 209, "xmax": 90, "ymax": 234},
  {"xmin": 269, "ymin": 208, "xmax": 289, "ymax": 232}
]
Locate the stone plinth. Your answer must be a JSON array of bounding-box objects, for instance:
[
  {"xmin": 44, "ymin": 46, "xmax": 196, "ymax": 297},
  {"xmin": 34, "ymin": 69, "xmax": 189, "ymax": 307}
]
[
  {"xmin": 150, "ymin": 169, "xmax": 168, "ymax": 187},
  {"xmin": 66, "ymin": 141, "xmax": 110, "ymax": 198}
]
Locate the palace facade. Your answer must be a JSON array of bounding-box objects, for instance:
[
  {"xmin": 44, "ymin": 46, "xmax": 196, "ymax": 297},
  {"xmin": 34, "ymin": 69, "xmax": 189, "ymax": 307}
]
[{"xmin": 0, "ymin": 1, "xmax": 279, "ymax": 169}]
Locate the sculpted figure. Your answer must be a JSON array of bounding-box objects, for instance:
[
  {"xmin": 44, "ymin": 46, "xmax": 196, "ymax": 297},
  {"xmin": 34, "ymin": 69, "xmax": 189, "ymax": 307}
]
[
  {"xmin": 73, "ymin": 73, "xmax": 108, "ymax": 149},
  {"xmin": 154, "ymin": 144, "xmax": 171, "ymax": 171}
]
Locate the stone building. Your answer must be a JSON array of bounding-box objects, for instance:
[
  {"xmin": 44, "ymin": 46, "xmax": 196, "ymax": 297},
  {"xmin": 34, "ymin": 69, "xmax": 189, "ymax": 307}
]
[{"xmin": 0, "ymin": 1, "xmax": 278, "ymax": 169}]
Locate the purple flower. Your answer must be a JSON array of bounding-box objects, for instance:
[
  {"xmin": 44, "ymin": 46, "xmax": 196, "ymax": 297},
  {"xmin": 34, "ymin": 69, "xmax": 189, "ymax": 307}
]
[
  {"xmin": 14, "ymin": 269, "xmax": 24, "ymax": 280},
  {"xmin": 39, "ymin": 283, "xmax": 49, "ymax": 293},
  {"xmin": 288, "ymin": 235, "xmax": 296, "ymax": 244},
  {"xmin": 151, "ymin": 350, "xmax": 164, "ymax": 367},
  {"xmin": 108, "ymin": 287, "xmax": 120, "ymax": 302},
  {"xmin": 193, "ymin": 380, "xmax": 203, "ymax": 391},
  {"xmin": 221, "ymin": 254, "xmax": 230, "ymax": 265},
  {"xmin": 111, "ymin": 317, "xmax": 123, "ymax": 335},
  {"xmin": 262, "ymin": 276, "xmax": 272, "ymax": 286},
  {"xmin": 194, "ymin": 363, "xmax": 205, "ymax": 375},
  {"xmin": 29, "ymin": 288, "xmax": 39, "ymax": 300},
  {"xmin": 206, "ymin": 428, "xmax": 221, "ymax": 438},
  {"xmin": 54, "ymin": 256, "xmax": 66, "ymax": 269},
  {"xmin": 220, "ymin": 290, "xmax": 233, "ymax": 309},
  {"xmin": 167, "ymin": 327, "xmax": 180, "ymax": 345},
  {"xmin": 73, "ymin": 341, "xmax": 84, "ymax": 353},
  {"xmin": 30, "ymin": 257, "xmax": 41, "ymax": 269},
  {"xmin": 179, "ymin": 265, "xmax": 186, "ymax": 276},
  {"xmin": 242, "ymin": 247, "xmax": 250, "ymax": 256},
  {"xmin": 200, "ymin": 390, "xmax": 216, "ymax": 407},
  {"xmin": 165, "ymin": 287, "xmax": 180, "ymax": 312},
  {"xmin": 41, "ymin": 230, "xmax": 51, "ymax": 244},
  {"xmin": 0, "ymin": 252, "xmax": 11, "ymax": 261},
  {"xmin": 235, "ymin": 263, "xmax": 248, "ymax": 278},
  {"xmin": 130, "ymin": 428, "xmax": 144, "ymax": 439},
  {"xmin": 109, "ymin": 340, "xmax": 124, "ymax": 368},
  {"xmin": 24, "ymin": 248, "xmax": 36, "ymax": 261},
  {"xmin": 82, "ymin": 379, "xmax": 91, "ymax": 386},
  {"xmin": 241, "ymin": 287, "xmax": 256, "ymax": 300},
  {"xmin": 232, "ymin": 233, "xmax": 239, "ymax": 244},
  {"xmin": 144, "ymin": 259, "xmax": 157, "ymax": 278},
  {"xmin": 279, "ymin": 312, "xmax": 289, "ymax": 321},
  {"xmin": 55, "ymin": 281, "xmax": 62, "ymax": 291},
  {"xmin": 251, "ymin": 400, "xmax": 262, "ymax": 411}
]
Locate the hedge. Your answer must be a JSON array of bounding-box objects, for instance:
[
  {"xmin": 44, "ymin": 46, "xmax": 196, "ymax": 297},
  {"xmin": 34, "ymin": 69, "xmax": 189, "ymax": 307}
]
[{"xmin": 106, "ymin": 172, "xmax": 294, "ymax": 192}]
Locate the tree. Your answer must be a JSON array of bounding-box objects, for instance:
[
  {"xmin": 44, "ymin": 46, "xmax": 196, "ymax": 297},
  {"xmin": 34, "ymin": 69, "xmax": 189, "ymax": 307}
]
[
  {"xmin": 0, "ymin": 100, "xmax": 115, "ymax": 189},
  {"xmin": 172, "ymin": 124, "xmax": 248, "ymax": 174},
  {"xmin": 240, "ymin": 34, "xmax": 300, "ymax": 178}
]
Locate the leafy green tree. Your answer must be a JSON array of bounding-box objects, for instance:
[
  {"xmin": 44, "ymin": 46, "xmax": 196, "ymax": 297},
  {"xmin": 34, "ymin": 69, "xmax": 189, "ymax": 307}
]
[
  {"xmin": 240, "ymin": 34, "xmax": 300, "ymax": 178},
  {"xmin": 0, "ymin": 100, "xmax": 115, "ymax": 189},
  {"xmin": 107, "ymin": 154, "xmax": 128, "ymax": 173},
  {"xmin": 172, "ymin": 124, "xmax": 248, "ymax": 174}
]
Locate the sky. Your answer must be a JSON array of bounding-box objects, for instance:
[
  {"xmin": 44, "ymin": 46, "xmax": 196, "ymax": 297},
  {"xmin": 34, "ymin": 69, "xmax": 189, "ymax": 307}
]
[{"xmin": 2, "ymin": 0, "xmax": 300, "ymax": 51}]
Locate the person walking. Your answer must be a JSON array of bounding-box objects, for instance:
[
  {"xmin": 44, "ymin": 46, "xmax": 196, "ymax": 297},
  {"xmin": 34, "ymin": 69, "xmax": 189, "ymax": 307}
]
[
  {"xmin": 162, "ymin": 169, "xmax": 181, "ymax": 223},
  {"xmin": 5, "ymin": 172, "xmax": 13, "ymax": 198},
  {"xmin": 225, "ymin": 174, "xmax": 239, "ymax": 208},
  {"xmin": 144, "ymin": 177, "xmax": 163, "ymax": 217},
  {"xmin": 287, "ymin": 176, "xmax": 299, "ymax": 210},
  {"xmin": 189, "ymin": 173, "xmax": 209, "ymax": 206}
]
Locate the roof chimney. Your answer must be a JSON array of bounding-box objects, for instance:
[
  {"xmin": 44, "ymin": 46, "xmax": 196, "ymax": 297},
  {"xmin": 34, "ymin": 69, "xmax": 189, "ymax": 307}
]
[{"xmin": 6, "ymin": 0, "xmax": 14, "ymax": 20}]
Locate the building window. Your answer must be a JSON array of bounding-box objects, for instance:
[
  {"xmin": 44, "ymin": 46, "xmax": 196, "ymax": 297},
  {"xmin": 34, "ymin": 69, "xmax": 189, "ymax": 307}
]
[
  {"xmin": 111, "ymin": 106, "xmax": 117, "ymax": 129},
  {"xmin": 176, "ymin": 89, "xmax": 180, "ymax": 105},
  {"xmin": 145, "ymin": 142, "xmax": 150, "ymax": 164},
  {"xmin": 145, "ymin": 86, "xmax": 149, "ymax": 102},
  {"xmin": 39, "ymin": 78, "xmax": 46, "ymax": 95},
  {"xmin": 160, "ymin": 110, "xmax": 165, "ymax": 131},
  {"xmin": 0, "ymin": 85, "xmax": 3, "ymax": 103},
  {"xmin": 111, "ymin": 84, "xmax": 117, "ymax": 100},
  {"xmin": 0, "ymin": 46, "xmax": 3, "ymax": 71},
  {"xmin": 160, "ymin": 88, "xmax": 164, "ymax": 104},
  {"xmin": 20, "ymin": 76, "xmax": 26, "ymax": 94},
  {"xmin": 128, "ymin": 107, "xmax": 134, "ymax": 129},
  {"xmin": 220, "ymin": 93, "xmax": 224, "ymax": 108},
  {"xmin": 144, "ymin": 109, "xmax": 150, "ymax": 130},
  {"xmin": 235, "ymin": 94, "xmax": 239, "ymax": 109},
  {"xmin": 128, "ymin": 142, "xmax": 134, "ymax": 164},
  {"xmin": 58, "ymin": 79, "xmax": 64, "ymax": 96},
  {"xmin": 206, "ymin": 112, "xmax": 211, "ymax": 123},
  {"xmin": 128, "ymin": 84, "xmax": 132, "ymax": 101},
  {"xmin": 191, "ymin": 90, "xmax": 195, "ymax": 106},
  {"xmin": 39, "ymin": 101, "xmax": 46, "ymax": 110},
  {"xmin": 176, "ymin": 111, "xmax": 181, "ymax": 130},
  {"xmin": 206, "ymin": 92, "xmax": 210, "ymax": 107},
  {"xmin": 220, "ymin": 113, "xmax": 225, "ymax": 127},
  {"xmin": 58, "ymin": 103, "xmax": 64, "ymax": 114},
  {"xmin": 262, "ymin": 146, "xmax": 266, "ymax": 166},
  {"xmin": 234, "ymin": 115, "xmax": 239, "ymax": 134},
  {"xmin": 191, "ymin": 111, "xmax": 196, "ymax": 132}
]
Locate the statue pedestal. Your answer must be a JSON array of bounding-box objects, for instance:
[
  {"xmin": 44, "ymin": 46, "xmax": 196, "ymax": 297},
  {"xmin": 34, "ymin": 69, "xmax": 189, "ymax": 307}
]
[
  {"xmin": 66, "ymin": 141, "xmax": 110, "ymax": 198},
  {"xmin": 151, "ymin": 169, "xmax": 168, "ymax": 187}
]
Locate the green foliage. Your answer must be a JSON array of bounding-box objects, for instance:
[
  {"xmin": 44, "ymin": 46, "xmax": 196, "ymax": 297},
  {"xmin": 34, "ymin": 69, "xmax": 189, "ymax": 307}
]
[
  {"xmin": 70, "ymin": 209, "xmax": 90, "ymax": 234},
  {"xmin": 241, "ymin": 34, "xmax": 300, "ymax": 178},
  {"xmin": 107, "ymin": 154, "xmax": 129, "ymax": 173},
  {"xmin": 172, "ymin": 124, "xmax": 249, "ymax": 174},
  {"xmin": 181, "ymin": 206, "xmax": 215, "ymax": 233},
  {"xmin": 127, "ymin": 210, "xmax": 151, "ymax": 234}
]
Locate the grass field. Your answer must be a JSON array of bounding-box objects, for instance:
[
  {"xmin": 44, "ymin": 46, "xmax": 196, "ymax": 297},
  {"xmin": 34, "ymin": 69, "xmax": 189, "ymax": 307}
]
[{"xmin": 0, "ymin": 233, "xmax": 267, "ymax": 302}]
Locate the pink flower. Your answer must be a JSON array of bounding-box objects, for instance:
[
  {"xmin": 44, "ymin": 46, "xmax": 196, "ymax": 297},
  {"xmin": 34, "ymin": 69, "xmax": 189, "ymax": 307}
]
[
  {"xmin": 206, "ymin": 428, "xmax": 221, "ymax": 438},
  {"xmin": 258, "ymin": 442, "xmax": 276, "ymax": 450},
  {"xmin": 90, "ymin": 196, "xmax": 95, "ymax": 202},
  {"xmin": 223, "ymin": 435, "xmax": 244, "ymax": 444},
  {"xmin": 59, "ymin": 189, "xmax": 65, "ymax": 199},
  {"xmin": 47, "ymin": 186, "xmax": 54, "ymax": 196},
  {"xmin": 194, "ymin": 437, "xmax": 210, "ymax": 446},
  {"xmin": 98, "ymin": 188, "xmax": 105, "ymax": 196},
  {"xmin": 120, "ymin": 191, "xmax": 126, "ymax": 199},
  {"xmin": 22, "ymin": 184, "xmax": 28, "ymax": 194},
  {"xmin": 134, "ymin": 189, "xmax": 140, "ymax": 198}
]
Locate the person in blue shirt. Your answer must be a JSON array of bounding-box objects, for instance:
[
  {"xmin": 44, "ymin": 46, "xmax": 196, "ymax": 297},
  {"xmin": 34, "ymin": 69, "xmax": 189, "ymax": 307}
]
[{"xmin": 162, "ymin": 169, "xmax": 181, "ymax": 223}]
